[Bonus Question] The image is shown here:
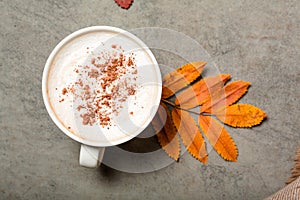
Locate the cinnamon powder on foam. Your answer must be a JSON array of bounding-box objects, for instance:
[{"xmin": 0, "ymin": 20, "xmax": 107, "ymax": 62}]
[{"xmin": 59, "ymin": 44, "xmax": 138, "ymax": 128}]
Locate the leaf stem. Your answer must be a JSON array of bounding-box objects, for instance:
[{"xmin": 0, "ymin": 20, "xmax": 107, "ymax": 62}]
[{"xmin": 161, "ymin": 99, "xmax": 211, "ymax": 116}]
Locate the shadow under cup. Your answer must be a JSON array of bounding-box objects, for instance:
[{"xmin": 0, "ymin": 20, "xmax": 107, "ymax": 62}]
[{"xmin": 42, "ymin": 26, "xmax": 162, "ymax": 148}]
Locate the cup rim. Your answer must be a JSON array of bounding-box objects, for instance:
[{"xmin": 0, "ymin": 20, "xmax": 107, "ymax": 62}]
[{"xmin": 42, "ymin": 26, "xmax": 162, "ymax": 147}]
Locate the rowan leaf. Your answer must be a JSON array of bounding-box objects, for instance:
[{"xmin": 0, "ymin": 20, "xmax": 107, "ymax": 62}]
[
  {"xmin": 199, "ymin": 115, "xmax": 238, "ymax": 161},
  {"xmin": 152, "ymin": 102, "xmax": 180, "ymax": 160},
  {"xmin": 215, "ymin": 104, "xmax": 267, "ymax": 128},
  {"xmin": 201, "ymin": 80, "xmax": 250, "ymax": 113},
  {"xmin": 162, "ymin": 62, "xmax": 207, "ymax": 99},
  {"xmin": 172, "ymin": 108, "xmax": 208, "ymax": 163},
  {"xmin": 114, "ymin": 0, "xmax": 134, "ymax": 9},
  {"xmin": 175, "ymin": 74, "xmax": 231, "ymax": 109}
]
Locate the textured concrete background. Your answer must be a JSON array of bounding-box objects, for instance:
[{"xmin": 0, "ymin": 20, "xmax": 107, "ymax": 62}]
[{"xmin": 1, "ymin": 0, "xmax": 299, "ymax": 199}]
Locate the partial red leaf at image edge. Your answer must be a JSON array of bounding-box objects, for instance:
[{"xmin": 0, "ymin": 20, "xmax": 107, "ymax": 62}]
[{"xmin": 114, "ymin": 0, "xmax": 134, "ymax": 9}]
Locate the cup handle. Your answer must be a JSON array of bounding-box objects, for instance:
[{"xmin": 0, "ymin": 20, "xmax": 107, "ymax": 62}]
[{"xmin": 79, "ymin": 144, "xmax": 105, "ymax": 168}]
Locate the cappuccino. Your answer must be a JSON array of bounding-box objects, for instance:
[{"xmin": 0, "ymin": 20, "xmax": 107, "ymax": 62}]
[{"xmin": 45, "ymin": 29, "xmax": 161, "ymax": 145}]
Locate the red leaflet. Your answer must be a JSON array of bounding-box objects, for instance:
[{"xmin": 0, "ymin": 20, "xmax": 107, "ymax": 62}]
[{"xmin": 114, "ymin": 0, "xmax": 134, "ymax": 9}]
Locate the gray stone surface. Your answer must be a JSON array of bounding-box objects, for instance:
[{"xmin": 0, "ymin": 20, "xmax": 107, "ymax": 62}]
[{"xmin": 1, "ymin": 0, "xmax": 299, "ymax": 199}]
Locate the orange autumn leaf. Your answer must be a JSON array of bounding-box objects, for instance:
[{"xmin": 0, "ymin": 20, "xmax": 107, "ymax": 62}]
[
  {"xmin": 215, "ymin": 104, "xmax": 267, "ymax": 128},
  {"xmin": 162, "ymin": 62, "xmax": 207, "ymax": 99},
  {"xmin": 156, "ymin": 61, "xmax": 267, "ymax": 164},
  {"xmin": 175, "ymin": 74, "xmax": 231, "ymax": 109},
  {"xmin": 172, "ymin": 108, "xmax": 208, "ymax": 163},
  {"xmin": 199, "ymin": 115, "xmax": 238, "ymax": 161},
  {"xmin": 201, "ymin": 80, "xmax": 250, "ymax": 113},
  {"xmin": 152, "ymin": 102, "xmax": 180, "ymax": 160}
]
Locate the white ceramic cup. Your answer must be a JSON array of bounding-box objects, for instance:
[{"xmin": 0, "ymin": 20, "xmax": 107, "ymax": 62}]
[{"xmin": 42, "ymin": 26, "xmax": 162, "ymax": 168}]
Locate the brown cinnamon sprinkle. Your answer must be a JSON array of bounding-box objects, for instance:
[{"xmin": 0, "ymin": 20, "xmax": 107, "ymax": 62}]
[
  {"xmin": 60, "ymin": 44, "xmax": 138, "ymax": 128},
  {"xmin": 62, "ymin": 88, "xmax": 67, "ymax": 95}
]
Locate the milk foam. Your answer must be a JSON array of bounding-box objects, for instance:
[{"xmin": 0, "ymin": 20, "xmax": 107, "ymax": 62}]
[{"xmin": 46, "ymin": 30, "xmax": 161, "ymax": 145}]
